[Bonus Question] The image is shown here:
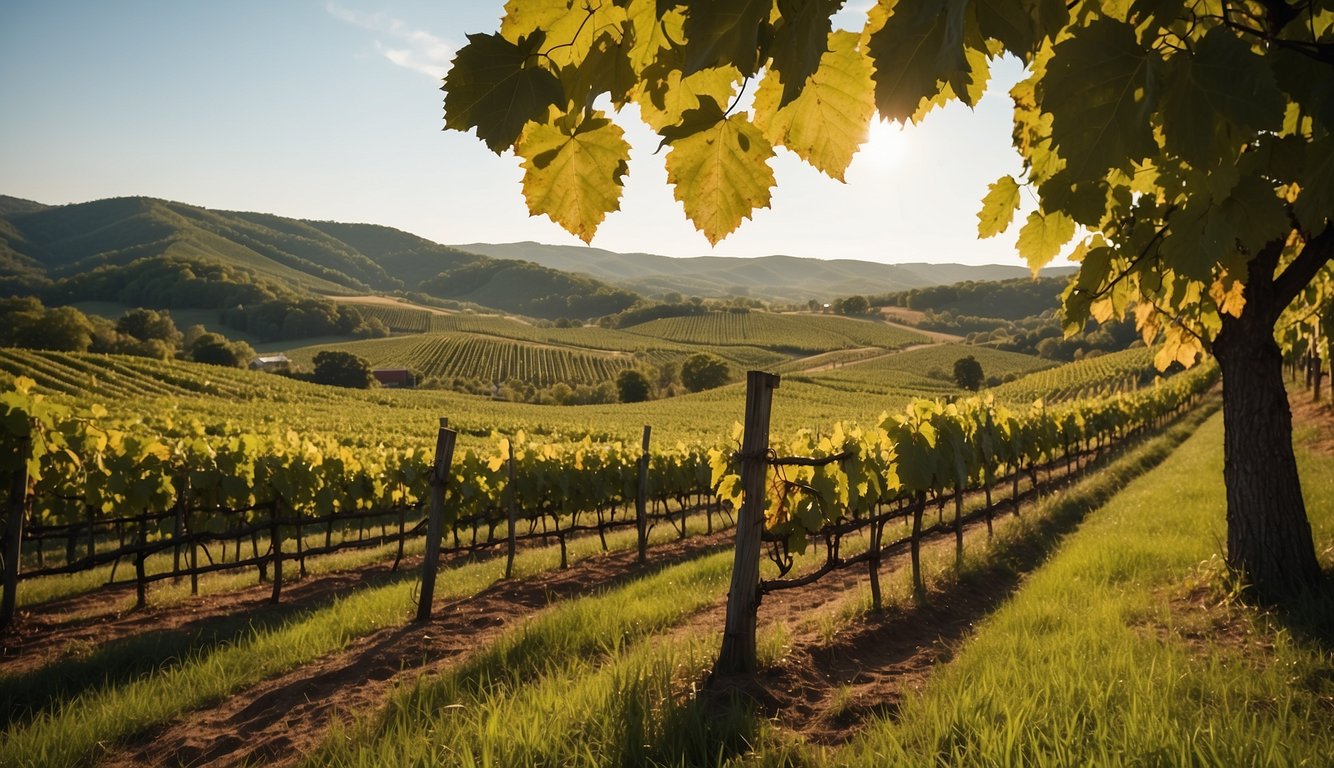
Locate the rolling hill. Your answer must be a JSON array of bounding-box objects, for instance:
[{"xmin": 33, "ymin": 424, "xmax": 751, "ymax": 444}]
[
  {"xmin": 0, "ymin": 195, "xmax": 636, "ymax": 319},
  {"xmin": 451, "ymin": 241, "xmax": 1075, "ymax": 302}
]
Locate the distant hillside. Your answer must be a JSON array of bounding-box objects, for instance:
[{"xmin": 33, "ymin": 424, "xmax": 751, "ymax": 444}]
[
  {"xmin": 0, "ymin": 196, "xmax": 48, "ymax": 217},
  {"xmin": 451, "ymin": 241, "xmax": 1075, "ymax": 302},
  {"xmin": 0, "ymin": 195, "xmax": 637, "ymax": 319}
]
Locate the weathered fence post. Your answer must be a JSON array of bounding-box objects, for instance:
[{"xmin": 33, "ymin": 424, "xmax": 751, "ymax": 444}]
[
  {"xmin": 636, "ymin": 425, "xmax": 651, "ymax": 565},
  {"xmin": 867, "ymin": 515, "xmax": 884, "ymax": 611},
  {"xmin": 416, "ymin": 418, "xmax": 457, "ymax": 623},
  {"xmin": 713, "ymin": 371, "xmax": 779, "ymax": 679},
  {"xmin": 505, "ymin": 438, "xmax": 518, "ymax": 579},
  {"xmin": 135, "ymin": 515, "xmax": 148, "ymax": 609},
  {"xmin": 172, "ymin": 478, "xmax": 186, "ymax": 583},
  {"xmin": 269, "ymin": 499, "xmax": 283, "ymax": 605},
  {"xmin": 911, "ymin": 491, "xmax": 927, "ymax": 605},
  {"xmin": 1, "ymin": 438, "xmax": 30, "ymax": 631}
]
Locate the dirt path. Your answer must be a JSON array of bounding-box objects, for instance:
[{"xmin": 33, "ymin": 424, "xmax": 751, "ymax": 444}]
[{"xmin": 102, "ymin": 529, "xmax": 735, "ymax": 768}]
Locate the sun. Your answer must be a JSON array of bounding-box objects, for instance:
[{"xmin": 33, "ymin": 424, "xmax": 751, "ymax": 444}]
[{"xmin": 857, "ymin": 117, "xmax": 907, "ymax": 170}]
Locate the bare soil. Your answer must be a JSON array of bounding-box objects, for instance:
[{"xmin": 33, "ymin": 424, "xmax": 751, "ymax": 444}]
[{"xmin": 98, "ymin": 529, "xmax": 734, "ymax": 768}]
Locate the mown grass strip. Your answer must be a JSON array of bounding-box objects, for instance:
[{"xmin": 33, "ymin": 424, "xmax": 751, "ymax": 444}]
[
  {"xmin": 308, "ymin": 548, "xmax": 737, "ymax": 766},
  {"xmin": 839, "ymin": 408, "xmax": 1334, "ymax": 767},
  {"xmin": 1, "ymin": 515, "xmax": 723, "ymax": 767}
]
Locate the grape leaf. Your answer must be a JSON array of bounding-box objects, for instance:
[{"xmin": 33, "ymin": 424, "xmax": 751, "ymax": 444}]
[
  {"xmin": 1295, "ymin": 135, "xmax": 1334, "ymax": 235},
  {"xmin": 769, "ymin": 0, "xmax": 840, "ymax": 107},
  {"xmin": 501, "ymin": 0, "xmax": 628, "ymax": 68},
  {"xmin": 1223, "ymin": 173, "xmax": 1289, "ymax": 255},
  {"xmin": 866, "ymin": 0, "xmax": 968, "ymax": 122},
  {"xmin": 1041, "ymin": 19, "xmax": 1156, "ymax": 185},
  {"xmin": 517, "ymin": 112, "xmax": 631, "ymax": 242},
  {"xmin": 443, "ymin": 32, "xmax": 564, "ymax": 154},
  {"xmin": 627, "ymin": 0, "xmax": 686, "ymax": 76},
  {"xmin": 638, "ymin": 66, "xmax": 740, "ymax": 133},
  {"xmin": 1159, "ymin": 26, "xmax": 1285, "ymax": 168},
  {"xmin": 1016, "ymin": 209, "xmax": 1075, "ymax": 274},
  {"xmin": 664, "ymin": 105, "xmax": 776, "ymax": 244},
  {"xmin": 752, "ymin": 30, "xmax": 874, "ymax": 181},
  {"xmin": 680, "ymin": 0, "xmax": 773, "ymax": 76},
  {"xmin": 977, "ymin": 174, "xmax": 1021, "ymax": 238}
]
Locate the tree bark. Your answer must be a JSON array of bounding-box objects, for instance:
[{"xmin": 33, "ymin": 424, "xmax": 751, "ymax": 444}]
[{"xmin": 1214, "ymin": 236, "xmax": 1327, "ymax": 603}]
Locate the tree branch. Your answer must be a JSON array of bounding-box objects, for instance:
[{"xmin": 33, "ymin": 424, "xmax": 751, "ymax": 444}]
[{"xmin": 1273, "ymin": 223, "xmax": 1334, "ymax": 309}]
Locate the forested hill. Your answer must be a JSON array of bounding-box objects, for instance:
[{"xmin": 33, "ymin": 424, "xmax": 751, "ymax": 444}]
[
  {"xmin": 0, "ymin": 195, "xmax": 638, "ymax": 319},
  {"xmin": 452, "ymin": 241, "xmax": 1076, "ymax": 302}
]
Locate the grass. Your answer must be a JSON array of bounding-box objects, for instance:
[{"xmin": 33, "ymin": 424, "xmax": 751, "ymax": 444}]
[
  {"xmin": 0, "ymin": 513, "xmax": 725, "ymax": 767},
  {"xmin": 307, "ymin": 550, "xmax": 737, "ymax": 767},
  {"xmin": 837, "ymin": 403, "xmax": 1334, "ymax": 766},
  {"xmin": 303, "ymin": 390, "xmax": 1227, "ymax": 768}
]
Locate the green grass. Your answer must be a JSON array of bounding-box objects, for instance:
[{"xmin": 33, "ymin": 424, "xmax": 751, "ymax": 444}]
[
  {"xmin": 0, "ymin": 513, "xmax": 725, "ymax": 767},
  {"xmin": 307, "ymin": 549, "xmax": 737, "ymax": 767},
  {"xmin": 837, "ymin": 406, "xmax": 1334, "ymax": 767}
]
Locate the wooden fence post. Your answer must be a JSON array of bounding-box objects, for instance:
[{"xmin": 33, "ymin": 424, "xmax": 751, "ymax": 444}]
[
  {"xmin": 713, "ymin": 371, "xmax": 779, "ymax": 679},
  {"xmin": 1, "ymin": 438, "xmax": 30, "ymax": 631},
  {"xmin": 505, "ymin": 439, "xmax": 518, "ymax": 579},
  {"xmin": 269, "ymin": 500, "xmax": 283, "ymax": 605},
  {"xmin": 135, "ymin": 515, "xmax": 148, "ymax": 609},
  {"xmin": 416, "ymin": 419, "xmax": 457, "ymax": 623},
  {"xmin": 636, "ymin": 425, "xmax": 651, "ymax": 565},
  {"xmin": 911, "ymin": 491, "xmax": 927, "ymax": 605}
]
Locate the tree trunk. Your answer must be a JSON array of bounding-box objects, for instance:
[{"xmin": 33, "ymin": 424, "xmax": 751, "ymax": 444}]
[{"xmin": 1215, "ymin": 278, "xmax": 1323, "ymax": 603}]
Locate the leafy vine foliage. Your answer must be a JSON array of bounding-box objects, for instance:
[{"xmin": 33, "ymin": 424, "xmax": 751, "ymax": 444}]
[{"xmin": 445, "ymin": 0, "xmax": 1333, "ymax": 601}]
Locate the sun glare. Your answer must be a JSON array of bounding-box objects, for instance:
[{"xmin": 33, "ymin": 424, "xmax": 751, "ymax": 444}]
[{"xmin": 858, "ymin": 117, "xmax": 906, "ymax": 170}]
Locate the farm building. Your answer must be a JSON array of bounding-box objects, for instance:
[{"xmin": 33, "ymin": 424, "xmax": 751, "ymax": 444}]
[
  {"xmin": 248, "ymin": 354, "xmax": 291, "ymax": 372},
  {"xmin": 373, "ymin": 368, "xmax": 416, "ymax": 388}
]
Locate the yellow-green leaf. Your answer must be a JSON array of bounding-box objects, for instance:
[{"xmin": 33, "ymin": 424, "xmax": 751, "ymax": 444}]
[
  {"xmin": 753, "ymin": 31, "xmax": 874, "ymax": 181},
  {"xmin": 977, "ymin": 174, "xmax": 1021, "ymax": 237},
  {"xmin": 665, "ymin": 111, "xmax": 776, "ymax": 245},
  {"xmin": 517, "ymin": 112, "xmax": 631, "ymax": 242},
  {"xmin": 1016, "ymin": 209, "xmax": 1075, "ymax": 274}
]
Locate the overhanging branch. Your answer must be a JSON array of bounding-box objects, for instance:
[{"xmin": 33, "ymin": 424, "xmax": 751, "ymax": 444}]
[{"xmin": 1273, "ymin": 224, "xmax": 1334, "ymax": 310}]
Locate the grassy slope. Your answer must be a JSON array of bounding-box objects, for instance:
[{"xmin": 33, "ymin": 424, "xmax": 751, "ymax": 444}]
[{"xmin": 840, "ymin": 404, "xmax": 1334, "ymax": 766}]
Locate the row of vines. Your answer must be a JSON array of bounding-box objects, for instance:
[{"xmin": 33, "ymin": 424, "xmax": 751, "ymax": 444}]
[{"xmin": 710, "ymin": 363, "xmax": 1219, "ymax": 674}]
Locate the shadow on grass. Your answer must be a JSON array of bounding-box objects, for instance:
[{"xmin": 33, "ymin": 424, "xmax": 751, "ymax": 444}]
[
  {"xmin": 686, "ymin": 395, "xmax": 1223, "ymax": 751},
  {"xmin": 0, "ymin": 566, "xmax": 420, "ymax": 729},
  {"xmin": 1274, "ymin": 571, "xmax": 1334, "ymax": 651}
]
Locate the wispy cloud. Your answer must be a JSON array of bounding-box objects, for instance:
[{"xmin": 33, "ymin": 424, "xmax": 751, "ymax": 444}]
[{"xmin": 326, "ymin": 2, "xmax": 454, "ymax": 80}]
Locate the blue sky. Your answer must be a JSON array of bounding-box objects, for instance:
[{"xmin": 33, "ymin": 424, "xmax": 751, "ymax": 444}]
[{"xmin": 1, "ymin": 1, "xmax": 1038, "ymax": 267}]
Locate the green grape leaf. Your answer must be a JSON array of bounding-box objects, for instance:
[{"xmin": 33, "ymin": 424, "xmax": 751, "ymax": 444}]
[
  {"xmin": 977, "ymin": 174, "xmax": 1021, "ymax": 237},
  {"xmin": 1159, "ymin": 26, "xmax": 1285, "ymax": 168},
  {"xmin": 443, "ymin": 32, "xmax": 565, "ymax": 153},
  {"xmin": 1041, "ymin": 18, "xmax": 1156, "ymax": 185},
  {"xmin": 681, "ymin": 0, "xmax": 773, "ymax": 76},
  {"xmin": 518, "ymin": 112, "xmax": 631, "ymax": 242},
  {"xmin": 664, "ymin": 101, "xmax": 776, "ymax": 244},
  {"xmin": 1295, "ymin": 135, "xmax": 1334, "ymax": 235},
  {"xmin": 972, "ymin": 0, "xmax": 1039, "ymax": 58},
  {"xmin": 1222, "ymin": 173, "xmax": 1290, "ymax": 255},
  {"xmin": 1016, "ymin": 209, "xmax": 1075, "ymax": 274},
  {"xmin": 769, "ymin": 0, "xmax": 839, "ymax": 106},
  {"xmin": 753, "ymin": 30, "xmax": 874, "ymax": 181},
  {"xmin": 866, "ymin": 0, "xmax": 968, "ymax": 122}
]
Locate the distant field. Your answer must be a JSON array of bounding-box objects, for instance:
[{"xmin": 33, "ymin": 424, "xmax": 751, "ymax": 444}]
[
  {"xmin": 993, "ymin": 346, "xmax": 1160, "ymax": 403},
  {"xmin": 622, "ymin": 312, "xmax": 928, "ymax": 353},
  {"xmin": 287, "ymin": 332, "xmax": 635, "ymax": 388},
  {"xmin": 796, "ymin": 344, "xmax": 1055, "ymax": 398}
]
